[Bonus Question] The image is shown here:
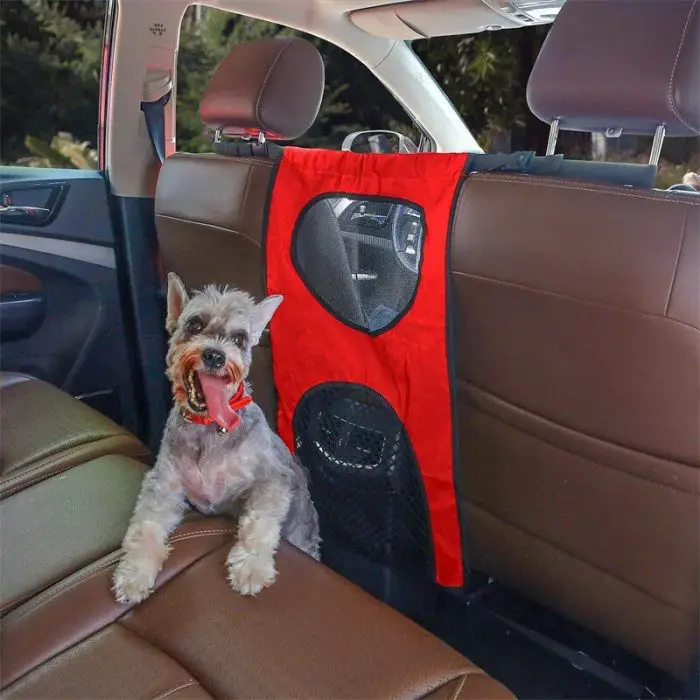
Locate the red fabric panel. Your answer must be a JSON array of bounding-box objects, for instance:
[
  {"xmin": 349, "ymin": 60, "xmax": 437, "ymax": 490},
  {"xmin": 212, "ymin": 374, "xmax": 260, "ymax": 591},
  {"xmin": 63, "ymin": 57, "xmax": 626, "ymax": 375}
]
[{"xmin": 266, "ymin": 147, "xmax": 467, "ymax": 586}]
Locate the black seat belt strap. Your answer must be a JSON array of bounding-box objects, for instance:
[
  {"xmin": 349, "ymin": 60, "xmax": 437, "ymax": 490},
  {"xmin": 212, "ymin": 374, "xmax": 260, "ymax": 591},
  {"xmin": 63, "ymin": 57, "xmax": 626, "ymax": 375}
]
[{"xmin": 141, "ymin": 91, "xmax": 171, "ymax": 164}]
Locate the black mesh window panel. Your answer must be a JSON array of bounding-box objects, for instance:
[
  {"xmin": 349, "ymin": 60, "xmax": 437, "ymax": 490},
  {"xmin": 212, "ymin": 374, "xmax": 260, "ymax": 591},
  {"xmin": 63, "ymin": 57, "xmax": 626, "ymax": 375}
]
[
  {"xmin": 293, "ymin": 384, "xmax": 434, "ymax": 581},
  {"xmin": 292, "ymin": 196, "xmax": 425, "ymax": 334}
]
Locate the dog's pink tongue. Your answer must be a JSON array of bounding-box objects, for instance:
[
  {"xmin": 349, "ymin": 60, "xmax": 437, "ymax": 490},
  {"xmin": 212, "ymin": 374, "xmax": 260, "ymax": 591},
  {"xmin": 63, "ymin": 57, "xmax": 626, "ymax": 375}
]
[{"xmin": 197, "ymin": 372, "xmax": 239, "ymax": 431}]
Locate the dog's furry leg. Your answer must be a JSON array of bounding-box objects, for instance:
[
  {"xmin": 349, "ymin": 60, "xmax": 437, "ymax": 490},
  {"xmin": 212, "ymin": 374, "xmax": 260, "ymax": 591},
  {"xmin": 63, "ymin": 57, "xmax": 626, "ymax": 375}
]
[
  {"xmin": 113, "ymin": 462, "xmax": 186, "ymax": 604},
  {"xmin": 226, "ymin": 477, "xmax": 292, "ymax": 596}
]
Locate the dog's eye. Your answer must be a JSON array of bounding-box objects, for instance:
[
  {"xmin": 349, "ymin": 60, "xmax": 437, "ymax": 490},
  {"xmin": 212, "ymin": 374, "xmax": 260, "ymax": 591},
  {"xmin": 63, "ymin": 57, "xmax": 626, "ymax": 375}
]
[
  {"xmin": 186, "ymin": 317, "xmax": 204, "ymax": 334},
  {"xmin": 232, "ymin": 332, "xmax": 247, "ymax": 348}
]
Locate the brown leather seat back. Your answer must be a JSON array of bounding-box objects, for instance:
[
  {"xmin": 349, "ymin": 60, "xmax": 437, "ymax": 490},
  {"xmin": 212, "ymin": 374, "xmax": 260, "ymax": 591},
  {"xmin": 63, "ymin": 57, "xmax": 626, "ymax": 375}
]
[
  {"xmin": 451, "ymin": 0, "xmax": 699, "ymax": 679},
  {"xmin": 154, "ymin": 38, "xmax": 325, "ymax": 424},
  {"xmin": 452, "ymin": 174, "xmax": 699, "ymax": 678}
]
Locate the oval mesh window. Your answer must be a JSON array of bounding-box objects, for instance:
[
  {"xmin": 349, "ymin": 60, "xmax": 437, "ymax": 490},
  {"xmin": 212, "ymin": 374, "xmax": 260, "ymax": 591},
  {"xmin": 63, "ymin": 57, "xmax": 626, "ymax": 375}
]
[
  {"xmin": 292, "ymin": 196, "xmax": 425, "ymax": 333},
  {"xmin": 293, "ymin": 384, "xmax": 434, "ymax": 579}
]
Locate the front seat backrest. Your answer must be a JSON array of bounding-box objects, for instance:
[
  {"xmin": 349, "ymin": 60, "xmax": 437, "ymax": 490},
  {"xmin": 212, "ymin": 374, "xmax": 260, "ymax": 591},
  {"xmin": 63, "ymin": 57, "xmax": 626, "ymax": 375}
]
[
  {"xmin": 156, "ymin": 37, "xmax": 325, "ymax": 297},
  {"xmin": 452, "ymin": 0, "xmax": 699, "ymax": 681}
]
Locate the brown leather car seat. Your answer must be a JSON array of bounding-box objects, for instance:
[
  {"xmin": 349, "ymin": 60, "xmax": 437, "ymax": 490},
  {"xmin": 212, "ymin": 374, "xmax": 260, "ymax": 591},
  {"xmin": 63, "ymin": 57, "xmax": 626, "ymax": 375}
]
[
  {"xmin": 0, "ymin": 310, "xmax": 513, "ymax": 699},
  {"xmin": 0, "ymin": 371, "xmax": 149, "ymax": 615},
  {"xmin": 452, "ymin": 0, "xmax": 699, "ymax": 679},
  {"xmin": 0, "ymin": 371, "xmax": 148, "ymax": 498},
  {"xmin": 2, "ymin": 512, "xmax": 514, "ymax": 699}
]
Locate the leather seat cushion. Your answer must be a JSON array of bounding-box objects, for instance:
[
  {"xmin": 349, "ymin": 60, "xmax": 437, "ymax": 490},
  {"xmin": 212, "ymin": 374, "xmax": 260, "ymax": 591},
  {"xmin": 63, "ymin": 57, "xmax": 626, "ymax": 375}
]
[
  {"xmin": 0, "ymin": 455, "xmax": 147, "ymax": 615},
  {"xmin": 2, "ymin": 517, "xmax": 514, "ymax": 699},
  {"xmin": 4, "ymin": 625, "xmax": 212, "ymax": 700},
  {"xmin": 0, "ymin": 372, "xmax": 149, "ymax": 498}
]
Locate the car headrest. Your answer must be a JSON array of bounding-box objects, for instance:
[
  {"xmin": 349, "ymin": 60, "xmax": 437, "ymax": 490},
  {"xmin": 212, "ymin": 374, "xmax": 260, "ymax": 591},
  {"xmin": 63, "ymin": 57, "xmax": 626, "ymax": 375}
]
[
  {"xmin": 199, "ymin": 37, "xmax": 324, "ymax": 141},
  {"xmin": 527, "ymin": 0, "xmax": 699, "ymax": 138}
]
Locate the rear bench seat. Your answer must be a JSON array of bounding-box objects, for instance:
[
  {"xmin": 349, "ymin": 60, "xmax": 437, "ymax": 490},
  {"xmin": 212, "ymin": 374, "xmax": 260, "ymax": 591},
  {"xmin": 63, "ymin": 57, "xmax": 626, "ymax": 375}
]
[
  {"xmin": 0, "ymin": 388, "xmax": 513, "ymax": 697},
  {"xmin": 156, "ymin": 23, "xmax": 699, "ymax": 684}
]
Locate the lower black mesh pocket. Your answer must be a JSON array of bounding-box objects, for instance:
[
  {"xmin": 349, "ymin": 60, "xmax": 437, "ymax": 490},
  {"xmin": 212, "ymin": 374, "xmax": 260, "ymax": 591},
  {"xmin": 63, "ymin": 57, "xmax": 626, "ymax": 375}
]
[{"xmin": 293, "ymin": 383, "xmax": 433, "ymax": 579}]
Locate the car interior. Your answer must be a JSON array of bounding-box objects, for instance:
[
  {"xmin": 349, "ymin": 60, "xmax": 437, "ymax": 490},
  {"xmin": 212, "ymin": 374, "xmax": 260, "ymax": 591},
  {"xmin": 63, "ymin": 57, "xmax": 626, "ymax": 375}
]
[{"xmin": 0, "ymin": 0, "xmax": 698, "ymax": 698}]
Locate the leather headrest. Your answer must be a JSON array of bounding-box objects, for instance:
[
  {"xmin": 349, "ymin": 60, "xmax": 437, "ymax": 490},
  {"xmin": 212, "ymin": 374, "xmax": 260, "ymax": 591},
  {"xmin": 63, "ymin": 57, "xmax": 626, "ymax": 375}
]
[
  {"xmin": 200, "ymin": 37, "xmax": 324, "ymax": 140},
  {"xmin": 527, "ymin": 0, "xmax": 699, "ymax": 136}
]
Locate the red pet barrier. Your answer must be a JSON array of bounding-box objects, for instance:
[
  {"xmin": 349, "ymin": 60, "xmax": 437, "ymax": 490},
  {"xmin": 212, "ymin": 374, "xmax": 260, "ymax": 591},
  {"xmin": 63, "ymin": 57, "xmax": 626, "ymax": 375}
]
[{"xmin": 266, "ymin": 147, "xmax": 467, "ymax": 587}]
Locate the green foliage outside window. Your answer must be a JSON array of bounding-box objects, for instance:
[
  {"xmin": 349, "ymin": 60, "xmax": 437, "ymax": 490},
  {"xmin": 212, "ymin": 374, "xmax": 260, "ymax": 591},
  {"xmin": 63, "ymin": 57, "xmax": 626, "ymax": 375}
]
[{"xmin": 1, "ymin": 0, "xmax": 697, "ymax": 186}]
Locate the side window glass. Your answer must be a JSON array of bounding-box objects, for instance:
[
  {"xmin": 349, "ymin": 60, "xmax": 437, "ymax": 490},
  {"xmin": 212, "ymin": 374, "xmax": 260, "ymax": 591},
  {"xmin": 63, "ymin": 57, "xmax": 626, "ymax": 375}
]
[
  {"xmin": 412, "ymin": 29, "xmax": 699, "ymax": 189},
  {"xmin": 1, "ymin": 1, "xmax": 104, "ymax": 169},
  {"xmin": 176, "ymin": 8, "xmax": 419, "ymax": 153}
]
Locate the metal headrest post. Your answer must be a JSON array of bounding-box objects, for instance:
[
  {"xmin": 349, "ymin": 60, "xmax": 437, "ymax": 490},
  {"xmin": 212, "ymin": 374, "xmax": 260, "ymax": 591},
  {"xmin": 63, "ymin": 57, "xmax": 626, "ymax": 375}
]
[
  {"xmin": 214, "ymin": 128, "xmax": 267, "ymax": 144},
  {"xmin": 545, "ymin": 118, "xmax": 560, "ymax": 156},
  {"xmin": 211, "ymin": 128, "xmax": 280, "ymax": 159},
  {"xmin": 649, "ymin": 124, "xmax": 666, "ymax": 166},
  {"xmin": 546, "ymin": 120, "xmax": 666, "ymax": 166}
]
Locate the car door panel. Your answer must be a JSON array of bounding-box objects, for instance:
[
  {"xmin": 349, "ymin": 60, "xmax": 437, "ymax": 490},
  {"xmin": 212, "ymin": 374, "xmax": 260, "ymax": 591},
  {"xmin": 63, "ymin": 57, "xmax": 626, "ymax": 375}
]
[{"xmin": 0, "ymin": 168, "xmax": 142, "ymax": 436}]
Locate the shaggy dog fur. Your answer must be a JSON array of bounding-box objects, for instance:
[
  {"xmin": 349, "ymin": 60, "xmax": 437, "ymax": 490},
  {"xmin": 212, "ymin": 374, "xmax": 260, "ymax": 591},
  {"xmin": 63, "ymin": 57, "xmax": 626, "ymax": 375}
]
[{"xmin": 113, "ymin": 274, "xmax": 320, "ymax": 603}]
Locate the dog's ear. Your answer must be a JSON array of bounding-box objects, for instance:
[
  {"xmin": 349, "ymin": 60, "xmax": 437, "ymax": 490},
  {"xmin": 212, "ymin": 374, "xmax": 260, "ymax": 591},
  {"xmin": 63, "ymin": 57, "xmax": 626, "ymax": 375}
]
[
  {"xmin": 166, "ymin": 272, "xmax": 189, "ymax": 334},
  {"xmin": 250, "ymin": 295, "xmax": 283, "ymax": 345}
]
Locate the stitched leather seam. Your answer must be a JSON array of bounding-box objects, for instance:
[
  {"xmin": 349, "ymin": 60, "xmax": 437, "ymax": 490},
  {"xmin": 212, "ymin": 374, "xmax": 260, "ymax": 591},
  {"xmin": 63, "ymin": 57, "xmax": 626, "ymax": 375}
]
[
  {"xmin": 472, "ymin": 173, "xmax": 700, "ymax": 204},
  {"xmin": 664, "ymin": 208, "xmax": 690, "ymax": 315},
  {"xmin": 0, "ymin": 595, "xmax": 28, "ymax": 616},
  {"xmin": 1, "ymin": 461, "xmax": 82, "ymax": 497},
  {"xmin": 173, "ymin": 153, "xmax": 275, "ymax": 167},
  {"xmin": 155, "ymin": 214, "xmax": 262, "ymax": 248},
  {"xmin": 447, "ymin": 674, "xmax": 467, "ymax": 700},
  {"xmin": 2, "ymin": 433, "xmax": 145, "ymax": 484},
  {"xmin": 467, "ymin": 502, "xmax": 692, "ymax": 614},
  {"xmin": 459, "ymin": 379, "xmax": 699, "ymax": 495},
  {"xmin": 668, "ymin": 0, "xmax": 698, "ymax": 131},
  {"xmin": 0, "ymin": 440, "xmax": 148, "ymax": 498},
  {"xmin": 169, "ymin": 528, "xmax": 235, "ymax": 542},
  {"xmin": 452, "ymin": 269, "xmax": 700, "ymax": 334},
  {"xmin": 451, "ymin": 673, "xmax": 468, "ymax": 699},
  {"xmin": 118, "ymin": 623, "xmax": 219, "ymax": 699},
  {"xmin": 152, "ymin": 679, "xmax": 198, "ymax": 700},
  {"xmin": 1, "ymin": 552, "xmax": 123, "ymax": 622},
  {"xmin": 2, "ymin": 558, "xmax": 121, "ymax": 628},
  {"xmin": 3, "ymin": 530, "xmax": 233, "ymax": 616},
  {"xmin": 254, "ymin": 38, "xmax": 294, "ymax": 128},
  {"xmin": 2, "ymin": 532, "xmax": 231, "ymax": 628},
  {"xmin": 419, "ymin": 670, "xmax": 485, "ymax": 699},
  {"xmin": 0, "ymin": 600, "xmax": 18, "ymax": 615},
  {"xmin": 4, "ymin": 429, "xmax": 125, "ymax": 475}
]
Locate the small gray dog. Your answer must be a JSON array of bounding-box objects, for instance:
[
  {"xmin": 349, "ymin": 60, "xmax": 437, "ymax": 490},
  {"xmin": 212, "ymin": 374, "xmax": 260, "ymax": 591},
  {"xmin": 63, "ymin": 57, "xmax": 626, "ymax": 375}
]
[{"xmin": 113, "ymin": 273, "xmax": 320, "ymax": 604}]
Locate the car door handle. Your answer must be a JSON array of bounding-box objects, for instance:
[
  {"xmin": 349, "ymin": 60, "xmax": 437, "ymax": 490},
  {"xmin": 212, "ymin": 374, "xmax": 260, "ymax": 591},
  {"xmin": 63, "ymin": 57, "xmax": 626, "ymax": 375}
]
[{"xmin": 0, "ymin": 205, "xmax": 52, "ymax": 225}]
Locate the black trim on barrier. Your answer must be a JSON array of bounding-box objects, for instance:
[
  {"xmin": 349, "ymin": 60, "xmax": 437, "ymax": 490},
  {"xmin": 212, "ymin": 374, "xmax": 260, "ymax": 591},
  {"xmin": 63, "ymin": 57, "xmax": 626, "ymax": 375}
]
[
  {"xmin": 261, "ymin": 157, "xmax": 282, "ymax": 299},
  {"xmin": 260, "ymin": 156, "xmax": 283, "ymax": 413},
  {"xmin": 290, "ymin": 193, "xmax": 427, "ymax": 337},
  {"xmin": 213, "ymin": 140, "xmax": 284, "ymax": 159},
  {"xmin": 467, "ymin": 150, "xmax": 658, "ymax": 189},
  {"xmin": 292, "ymin": 381, "xmax": 435, "ymax": 582},
  {"xmin": 444, "ymin": 166, "xmax": 470, "ymax": 580}
]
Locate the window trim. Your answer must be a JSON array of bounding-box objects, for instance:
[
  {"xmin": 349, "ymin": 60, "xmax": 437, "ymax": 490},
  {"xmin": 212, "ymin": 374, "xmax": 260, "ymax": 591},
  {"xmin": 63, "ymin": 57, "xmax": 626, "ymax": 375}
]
[{"xmin": 291, "ymin": 192, "xmax": 427, "ymax": 337}]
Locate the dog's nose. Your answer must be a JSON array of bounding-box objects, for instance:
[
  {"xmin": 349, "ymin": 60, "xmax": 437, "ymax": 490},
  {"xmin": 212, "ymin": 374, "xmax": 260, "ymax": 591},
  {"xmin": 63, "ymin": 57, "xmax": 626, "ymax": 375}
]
[{"xmin": 202, "ymin": 348, "xmax": 226, "ymax": 370}]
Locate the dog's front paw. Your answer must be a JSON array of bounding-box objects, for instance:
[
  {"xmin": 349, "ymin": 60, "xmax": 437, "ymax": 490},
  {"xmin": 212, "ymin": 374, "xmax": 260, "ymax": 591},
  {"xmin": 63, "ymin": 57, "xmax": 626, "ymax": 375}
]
[
  {"xmin": 226, "ymin": 545, "xmax": 277, "ymax": 596},
  {"xmin": 112, "ymin": 553, "xmax": 161, "ymax": 604}
]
